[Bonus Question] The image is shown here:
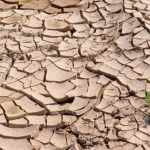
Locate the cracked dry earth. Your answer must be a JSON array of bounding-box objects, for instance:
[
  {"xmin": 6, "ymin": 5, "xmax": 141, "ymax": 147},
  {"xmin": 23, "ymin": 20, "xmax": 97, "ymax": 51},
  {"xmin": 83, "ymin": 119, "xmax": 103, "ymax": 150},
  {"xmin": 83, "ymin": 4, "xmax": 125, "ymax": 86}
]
[{"xmin": 1, "ymin": 0, "xmax": 150, "ymax": 150}]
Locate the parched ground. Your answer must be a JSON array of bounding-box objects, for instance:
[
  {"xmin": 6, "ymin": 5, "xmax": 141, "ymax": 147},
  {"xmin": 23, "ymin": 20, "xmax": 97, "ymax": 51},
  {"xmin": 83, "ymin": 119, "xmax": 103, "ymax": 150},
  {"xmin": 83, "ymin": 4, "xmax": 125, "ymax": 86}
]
[{"xmin": 0, "ymin": 0, "xmax": 150, "ymax": 150}]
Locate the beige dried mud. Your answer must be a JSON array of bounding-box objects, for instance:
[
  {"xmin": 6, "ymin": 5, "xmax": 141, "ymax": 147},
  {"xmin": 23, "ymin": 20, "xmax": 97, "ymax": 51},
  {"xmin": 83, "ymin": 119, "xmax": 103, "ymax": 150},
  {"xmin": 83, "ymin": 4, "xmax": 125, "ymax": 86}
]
[{"xmin": 1, "ymin": 0, "xmax": 150, "ymax": 149}]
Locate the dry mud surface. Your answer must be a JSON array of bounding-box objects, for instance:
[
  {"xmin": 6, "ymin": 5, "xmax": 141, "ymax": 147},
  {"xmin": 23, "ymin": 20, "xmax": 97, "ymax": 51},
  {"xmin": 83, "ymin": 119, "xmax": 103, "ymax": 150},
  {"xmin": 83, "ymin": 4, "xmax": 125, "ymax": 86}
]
[{"xmin": 1, "ymin": 0, "xmax": 150, "ymax": 150}]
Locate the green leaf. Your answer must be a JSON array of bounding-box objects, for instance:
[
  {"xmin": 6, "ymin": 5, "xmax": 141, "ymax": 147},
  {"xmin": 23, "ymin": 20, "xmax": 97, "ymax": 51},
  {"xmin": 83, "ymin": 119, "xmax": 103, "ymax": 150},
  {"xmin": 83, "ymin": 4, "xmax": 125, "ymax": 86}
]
[
  {"xmin": 145, "ymin": 93, "xmax": 150, "ymax": 107},
  {"xmin": 146, "ymin": 99, "xmax": 150, "ymax": 102},
  {"xmin": 145, "ymin": 93, "xmax": 150, "ymax": 99}
]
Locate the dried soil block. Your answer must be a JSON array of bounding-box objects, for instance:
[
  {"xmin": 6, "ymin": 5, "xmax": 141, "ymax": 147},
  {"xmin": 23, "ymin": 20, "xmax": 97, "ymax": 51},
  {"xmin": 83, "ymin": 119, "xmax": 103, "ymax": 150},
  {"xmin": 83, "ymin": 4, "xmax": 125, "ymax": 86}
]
[
  {"xmin": 0, "ymin": 10, "xmax": 14, "ymax": 18},
  {"xmin": 82, "ymin": 11, "xmax": 102, "ymax": 23},
  {"xmin": 42, "ymin": 29, "xmax": 71, "ymax": 37},
  {"xmin": 71, "ymin": 118, "xmax": 94, "ymax": 134},
  {"xmin": 51, "ymin": 12, "xmax": 72, "ymax": 21},
  {"xmin": 0, "ymin": 1, "xmax": 17, "ymax": 11},
  {"xmin": 1, "ymin": 101, "xmax": 27, "ymax": 120},
  {"xmin": 30, "ymin": 139, "xmax": 44, "ymax": 150},
  {"xmin": 8, "ymin": 67, "xmax": 27, "ymax": 80},
  {"xmin": 0, "ymin": 114, "xmax": 7, "ymax": 126},
  {"xmin": 80, "ymin": 68, "xmax": 97, "ymax": 79},
  {"xmin": 0, "ymin": 124, "xmax": 39, "ymax": 138},
  {"xmin": 35, "ymin": 128, "xmax": 53, "ymax": 144},
  {"xmin": 24, "ymin": 61, "xmax": 41, "ymax": 74},
  {"xmin": 15, "ymin": 96, "xmax": 46, "ymax": 115},
  {"xmin": 115, "ymin": 34, "xmax": 133, "ymax": 50},
  {"xmin": 50, "ymin": 131, "xmax": 68, "ymax": 149},
  {"xmin": 62, "ymin": 115, "xmax": 77, "ymax": 126},
  {"xmin": 45, "ymin": 81, "xmax": 75, "ymax": 102},
  {"xmin": 128, "ymin": 96, "xmax": 146, "ymax": 109},
  {"xmin": 1, "ymin": 0, "xmax": 150, "ymax": 148},
  {"xmin": 3, "ymin": 0, "xmax": 34, "ymax": 4},
  {"xmin": 51, "ymin": 0, "xmax": 80, "ymax": 8},
  {"xmin": 99, "ymin": 64, "xmax": 119, "ymax": 78},
  {"xmin": 26, "ymin": 115, "xmax": 46, "ymax": 128},
  {"xmin": 66, "ymin": 11, "xmax": 85, "ymax": 24},
  {"xmin": 21, "ymin": 26, "xmax": 44, "ymax": 35},
  {"xmin": 85, "ymin": 77, "xmax": 102, "ymax": 98},
  {"xmin": 6, "ymin": 39, "xmax": 20, "ymax": 53},
  {"xmin": 23, "ymin": 16, "xmax": 43, "ymax": 28},
  {"xmin": 14, "ymin": 9, "xmax": 38, "ymax": 16},
  {"xmin": 31, "ymin": 84, "xmax": 49, "ymax": 96},
  {"xmin": 54, "ymin": 58, "xmax": 73, "ymax": 71},
  {"xmin": 105, "ymin": 2, "xmax": 122, "ymax": 12},
  {"xmin": 46, "ymin": 63, "xmax": 76, "ymax": 82},
  {"xmin": 73, "ymin": 23, "xmax": 90, "ymax": 32},
  {"xmin": 66, "ymin": 79, "xmax": 88, "ymax": 97},
  {"xmin": 69, "ymin": 97, "xmax": 89, "ymax": 112},
  {"xmin": 95, "ymin": 98, "xmax": 111, "ymax": 111},
  {"xmin": 45, "ymin": 18, "xmax": 70, "ymax": 31},
  {"xmin": 58, "ymin": 41, "xmax": 78, "ymax": 51},
  {"xmin": 1, "ymin": 13, "xmax": 26, "ymax": 24},
  {"xmin": 47, "ymin": 114, "xmax": 62, "ymax": 128},
  {"xmin": 22, "ymin": 88, "xmax": 56, "ymax": 106},
  {"xmin": 0, "ymin": 88, "xmax": 15, "ymax": 102},
  {"xmin": 64, "ymin": 4, "xmax": 87, "ymax": 13},
  {"xmin": 0, "ymin": 137, "xmax": 34, "ymax": 150},
  {"xmin": 83, "ymin": 109, "xmax": 102, "ymax": 122},
  {"xmin": 44, "ymin": 4, "xmax": 61, "ymax": 14},
  {"xmin": 9, "ymin": 118, "xmax": 28, "ymax": 128},
  {"xmin": 20, "ymin": 0, "xmax": 49, "ymax": 11}
]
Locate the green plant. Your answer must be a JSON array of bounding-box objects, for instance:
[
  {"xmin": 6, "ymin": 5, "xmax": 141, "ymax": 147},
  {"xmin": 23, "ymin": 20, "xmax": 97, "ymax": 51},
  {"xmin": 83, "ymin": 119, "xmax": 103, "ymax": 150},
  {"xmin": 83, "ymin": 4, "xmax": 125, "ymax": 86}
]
[{"xmin": 145, "ymin": 93, "xmax": 150, "ymax": 106}]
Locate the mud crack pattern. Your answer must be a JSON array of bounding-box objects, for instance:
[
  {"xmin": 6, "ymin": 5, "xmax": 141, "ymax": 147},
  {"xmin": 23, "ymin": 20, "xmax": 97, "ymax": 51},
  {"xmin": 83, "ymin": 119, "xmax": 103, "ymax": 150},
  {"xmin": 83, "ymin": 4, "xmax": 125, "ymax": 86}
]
[{"xmin": 0, "ymin": 0, "xmax": 150, "ymax": 150}]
